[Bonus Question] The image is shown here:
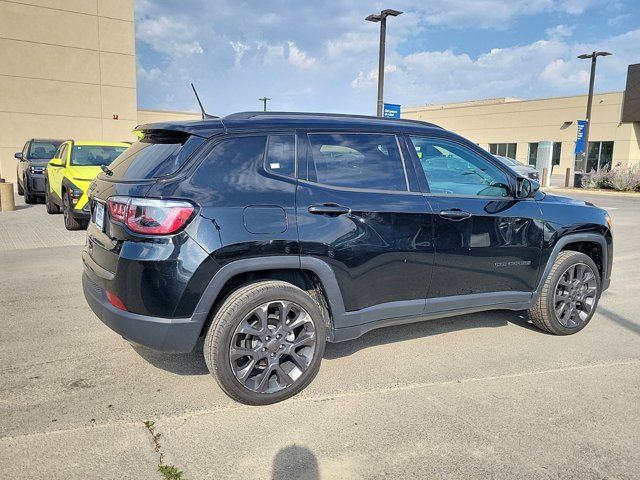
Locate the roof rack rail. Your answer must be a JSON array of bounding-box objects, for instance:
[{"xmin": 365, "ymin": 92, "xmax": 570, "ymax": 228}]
[{"xmin": 222, "ymin": 111, "xmax": 440, "ymax": 128}]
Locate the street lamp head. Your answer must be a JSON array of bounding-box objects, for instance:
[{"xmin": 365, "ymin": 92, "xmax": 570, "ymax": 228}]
[
  {"xmin": 578, "ymin": 51, "xmax": 613, "ymax": 59},
  {"xmin": 365, "ymin": 14, "xmax": 381, "ymax": 22},
  {"xmin": 381, "ymin": 9, "xmax": 403, "ymax": 17}
]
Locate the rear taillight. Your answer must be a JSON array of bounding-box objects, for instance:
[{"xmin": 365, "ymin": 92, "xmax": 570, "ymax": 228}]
[{"xmin": 106, "ymin": 196, "xmax": 195, "ymax": 235}]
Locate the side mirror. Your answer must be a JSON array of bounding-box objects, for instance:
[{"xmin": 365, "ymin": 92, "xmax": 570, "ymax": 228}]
[
  {"xmin": 48, "ymin": 158, "xmax": 64, "ymax": 168},
  {"xmin": 516, "ymin": 177, "xmax": 539, "ymax": 199},
  {"xmin": 15, "ymin": 152, "xmax": 23, "ymax": 160}
]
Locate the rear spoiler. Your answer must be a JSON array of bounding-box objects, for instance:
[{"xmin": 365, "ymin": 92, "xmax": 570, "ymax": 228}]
[{"xmin": 133, "ymin": 119, "xmax": 225, "ymax": 139}]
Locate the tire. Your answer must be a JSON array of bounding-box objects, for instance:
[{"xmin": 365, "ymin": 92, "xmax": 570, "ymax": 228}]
[
  {"xmin": 17, "ymin": 177, "xmax": 24, "ymax": 196},
  {"xmin": 527, "ymin": 251, "xmax": 601, "ymax": 335},
  {"xmin": 24, "ymin": 180, "xmax": 36, "ymax": 204},
  {"xmin": 204, "ymin": 280, "xmax": 327, "ymax": 405},
  {"xmin": 62, "ymin": 191, "xmax": 84, "ymax": 230},
  {"xmin": 45, "ymin": 182, "xmax": 60, "ymax": 214}
]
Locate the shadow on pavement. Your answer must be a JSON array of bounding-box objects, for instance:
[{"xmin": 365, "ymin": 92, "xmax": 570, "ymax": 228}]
[
  {"xmin": 131, "ymin": 338, "xmax": 209, "ymax": 375},
  {"xmin": 131, "ymin": 311, "xmax": 540, "ymax": 374},
  {"xmin": 272, "ymin": 445, "xmax": 319, "ymax": 480},
  {"xmin": 597, "ymin": 306, "xmax": 640, "ymax": 335},
  {"xmin": 324, "ymin": 309, "xmax": 539, "ymax": 359}
]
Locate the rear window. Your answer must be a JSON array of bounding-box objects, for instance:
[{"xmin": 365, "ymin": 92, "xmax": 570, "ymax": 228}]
[
  {"xmin": 71, "ymin": 145, "xmax": 128, "ymax": 166},
  {"xmin": 28, "ymin": 141, "xmax": 61, "ymax": 160},
  {"xmin": 108, "ymin": 132, "xmax": 205, "ymax": 179}
]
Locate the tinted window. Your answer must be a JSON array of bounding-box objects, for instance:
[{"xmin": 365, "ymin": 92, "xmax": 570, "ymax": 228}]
[
  {"xmin": 108, "ymin": 133, "xmax": 204, "ymax": 179},
  {"xmin": 71, "ymin": 145, "xmax": 127, "ymax": 166},
  {"xmin": 411, "ymin": 137, "xmax": 510, "ymax": 197},
  {"xmin": 29, "ymin": 141, "xmax": 61, "ymax": 160},
  {"xmin": 308, "ymin": 133, "xmax": 406, "ymax": 191},
  {"xmin": 265, "ymin": 135, "xmax": 295, "ymax": 177},
  {"xmin": 190, "ymin": 136, "xmax": 267, "ymax": 189}
]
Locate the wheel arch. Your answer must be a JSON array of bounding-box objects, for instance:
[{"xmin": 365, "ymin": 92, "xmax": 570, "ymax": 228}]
[
  {"xmin": 534, "ymin": 233, "xmax": 608, "ymax": 302},
  {"xmin": 194, "ymin": 256, "xmax": 345, "ymax": 338}
]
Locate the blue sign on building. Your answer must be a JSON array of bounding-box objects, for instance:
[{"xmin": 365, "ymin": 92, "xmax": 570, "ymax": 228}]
[
  {"xmin": 574, "ymin": 120, "xmax": 587, "ymax": 154},
  {"xmin": 383, "ymin": 103, "xmax": 401, "ymax": 118}
]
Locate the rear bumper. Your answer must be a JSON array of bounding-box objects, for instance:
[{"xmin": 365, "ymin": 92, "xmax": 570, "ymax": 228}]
[{"xmin": 82, "ymin": 269, "xmax": 203, "ymax": 353}]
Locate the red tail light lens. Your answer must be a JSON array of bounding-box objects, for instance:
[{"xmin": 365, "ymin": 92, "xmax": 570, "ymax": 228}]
[
  {"xmin": 108, "ymin": 197, "xmax": 128, "ymax": 222},
  {"xmin": 106, "ymin": 197, "xmax": 196, "ymax": 235},
  {"xmin": 106, "ymin": 290, "xmax": 127, "ymax": 311}
]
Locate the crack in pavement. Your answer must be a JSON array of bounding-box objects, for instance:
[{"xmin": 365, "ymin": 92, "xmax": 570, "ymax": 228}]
[{"xmin": 2, "ymin": 358, "xmax": 638, "ymax": 441}]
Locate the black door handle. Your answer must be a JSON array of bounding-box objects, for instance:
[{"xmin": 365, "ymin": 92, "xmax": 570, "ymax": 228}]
[
  {"xmin": 308, "ymin": 204, "xmax": 350, "ymax": 216},
  {"xmin": 439, "ymin": 209, "xmax": 472, "ymax": 220}
]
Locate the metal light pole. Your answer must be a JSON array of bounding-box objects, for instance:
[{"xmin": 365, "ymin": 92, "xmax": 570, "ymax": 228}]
[
  {"xmin": 366, "ymin": 9, "xmax": 403, "ymax": 117},
  {"xmin": 575, "ymin": 51, "xmax": 612, "ymax": 181},
  {"xmin": 258, "ymin": 97, "xmax": 271, "ymax": 112}
]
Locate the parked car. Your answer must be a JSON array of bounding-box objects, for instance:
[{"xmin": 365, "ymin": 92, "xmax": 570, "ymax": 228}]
[
  {"xmin": 45, "ymin": 140, "xmax": 129, "ymax": 230},
  {"xmin": 494, "ymin": 154, "xmax": 540, "ymax": 181},
  {"xmin": 15, "ymin": 139, "xmax": 64, "ymax": 203},
  {"xmin": 82, "ymin": 112, "xmax": 613, "ymax": 405}
]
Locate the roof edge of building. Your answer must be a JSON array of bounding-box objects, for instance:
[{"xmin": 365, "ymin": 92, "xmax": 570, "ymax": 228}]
[{"xmin": 403, "ymin": 91, "xmax": 624, "ymax": 112}]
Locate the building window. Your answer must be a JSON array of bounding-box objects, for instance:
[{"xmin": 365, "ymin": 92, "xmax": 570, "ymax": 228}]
[
  {"xmin": 528, "ymin": 142, "xmax": 561, "ymax": 167},
  {"xmin": 552, "ymin": 142, "xmax": 561, "ymax": 166},
  {"xmin": 586, "ymin": 141, "xmax": 614, "ymax": 172},
  {"xmin": 488, "ymin": 143, "xmax": 517, "ymax": 159},
  {"xmin": 528, "ymin": 143, "xmax": 538, "ymax": 166}
]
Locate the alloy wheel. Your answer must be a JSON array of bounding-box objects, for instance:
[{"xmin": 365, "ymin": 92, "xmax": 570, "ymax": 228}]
[
  {"xmin": 229, "ymin": 300, "xmax": 317, "ymax": 394},
  {"xmin": 553, "ymin": 262, "xmax": 598, "ymax": 328}
]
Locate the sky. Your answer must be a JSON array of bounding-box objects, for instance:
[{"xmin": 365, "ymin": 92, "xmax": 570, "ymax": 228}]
[{"xmin": 135, "ymin": 0, "xmax": 639, "ymax": 116}]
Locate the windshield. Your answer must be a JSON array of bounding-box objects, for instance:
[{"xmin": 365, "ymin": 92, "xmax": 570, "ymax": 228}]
[
  {"xmin": 71, "ymin": 145, "xmax": 127, "ymax": 166},
  {"xmin": 28, "ymin": 141, "xmax": 62, "ymax": 160}
]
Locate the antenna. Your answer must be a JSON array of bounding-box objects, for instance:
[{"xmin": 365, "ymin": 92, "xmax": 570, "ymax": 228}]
[{"xmin": 190, "ymin": 83, "xmax": 218, "ymax": 119}]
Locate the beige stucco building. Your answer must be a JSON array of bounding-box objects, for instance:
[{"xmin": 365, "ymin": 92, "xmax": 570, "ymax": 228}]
[
  {"xmin": 403, "ymin": 92, "xmax": 640, "ymax": 180},
  {"xmin": 0, "ymin": 0, "xmax": 199, "ymax": 184}
]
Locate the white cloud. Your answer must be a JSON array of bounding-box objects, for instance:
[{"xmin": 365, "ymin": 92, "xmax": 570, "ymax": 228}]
[
  {"xmin": 545, "ymin": 24, "xmax": 576, "ymax": 40},
  {"xmin": 286, "ymin": 42, "xmax": 316, "ymax": 68},
  {"xmin": 137, "ymin": 16, "xmax": 204, "ymax": 56},
  {"xmin": 540, "ymin": 59, "xmax": 589, "ymax": 86},
  {"xmin": 230, "ymin": 41, "xmax": 249, "ymax": 67},
  {"xmin": 411, "ymin": 0, "xmax": 603, "ymax": 29},
  {"xmin": 134, "ymin": 0, "xmax": 633, "ymax": 115}
]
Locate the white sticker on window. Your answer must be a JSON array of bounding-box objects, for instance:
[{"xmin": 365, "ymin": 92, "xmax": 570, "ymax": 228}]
[{"xmin": 270, "ymin": 162, "xmax": 281, "ymax": 169}]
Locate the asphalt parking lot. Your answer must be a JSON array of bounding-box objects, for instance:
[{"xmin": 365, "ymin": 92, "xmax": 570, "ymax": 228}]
[{"xmin": 1, "ymin": 190, "xmax": 638, "ymax": 480}]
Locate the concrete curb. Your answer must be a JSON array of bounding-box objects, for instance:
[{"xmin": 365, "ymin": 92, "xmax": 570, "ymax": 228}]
[{"xmin": 543, "ymin": 187, "xmax": 640, "ymax": 197}]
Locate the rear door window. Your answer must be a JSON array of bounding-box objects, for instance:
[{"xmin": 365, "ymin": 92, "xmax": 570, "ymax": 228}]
[
  {"xmin": 307, "ymin": 133, "xmax": 407, "ymax": 191},
  {"xmin": 108, "ymin": 132, "xmax": 205, "ymax": 180},
  {"xmin": 265, "ymin": 135, "xmax": 295, "ymax": 177}
]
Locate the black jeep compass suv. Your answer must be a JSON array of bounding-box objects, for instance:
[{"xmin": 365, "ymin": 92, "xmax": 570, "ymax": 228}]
[{"xmin": 82, "ymin": 112, "xmax": 613, "ymax": 405}]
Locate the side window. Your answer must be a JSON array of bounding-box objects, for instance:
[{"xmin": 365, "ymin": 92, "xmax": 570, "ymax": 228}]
[
  {"xmin": 190, "ymin": 135, "xmax": 267, "ymax": 188},
  {"xmin": 265, "ymin": 135, "xmax": 295, "ymax": 177},
  {"xmin": 58, "ymin": 145, "xmax": 67, "ymax": 163},
  {"xmin": 410, "ymin": 136, "xmax": 510, "ymax": 197},
  {"xmin": 307, "ymin": 133, "xmax": 407, "ymax": 191}
]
